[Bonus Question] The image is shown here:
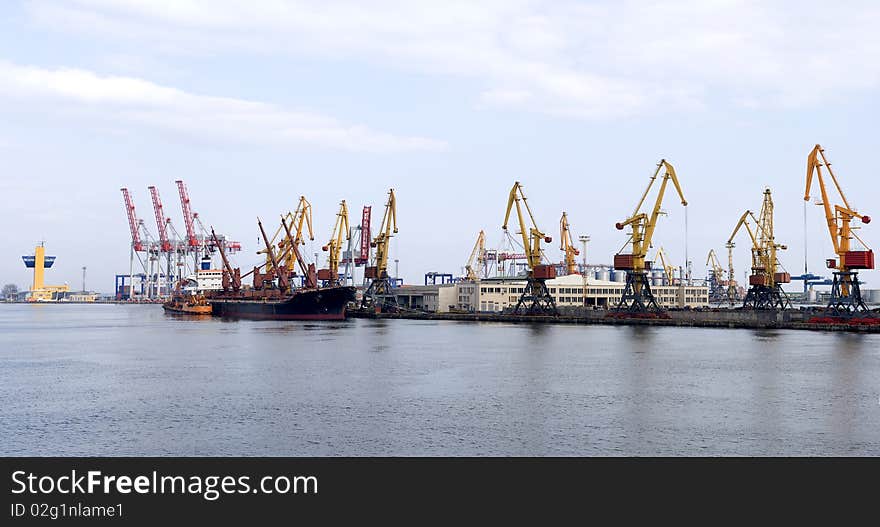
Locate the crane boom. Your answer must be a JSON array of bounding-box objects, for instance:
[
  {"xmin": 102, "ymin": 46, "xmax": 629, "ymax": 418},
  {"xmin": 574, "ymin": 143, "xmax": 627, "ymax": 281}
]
[
  {"xmin": 321, "ymin": 200, "xmax": 350, "ymax": 285},
  {"xmin": 560, "ymin": 212, "xmax": 579, "ymax": 275},
  {"xmin": 120, "ymin": 188, "xmax": 144, "ymax": 252},
  {"xmin": 258, "ymin": 217, "xmax": 289, "ymax": 291},
  {"xmin": 464, "ymin": 230, "xmax": 486, "ymax": 281},
  {"xmin": 280, "ymin": 214, "xmax": 316, "ymax": 289},
  {"xmin": 655, "ymin": 246, "xmax": 676, "ymax": 284},
  {"xmin": 148, "ymin": 186, "xmax": 172, "ymax": 252},
  {"xmin": 175, "ymin": 180, "xmax": 199, "ymax": 248}
]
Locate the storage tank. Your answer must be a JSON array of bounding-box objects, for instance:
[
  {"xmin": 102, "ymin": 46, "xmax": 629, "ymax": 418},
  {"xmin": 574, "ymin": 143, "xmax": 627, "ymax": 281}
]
[
  {"xmin": 866, "ymin": 289, "xmax": 880, "ymax": 305},
  {"xmin": 612, "ymin": 271, "xmax": 627, "ymax": 282},
  {"xmin": 597, "ymin": 270, "xmax": 610, "ymax": 282}
]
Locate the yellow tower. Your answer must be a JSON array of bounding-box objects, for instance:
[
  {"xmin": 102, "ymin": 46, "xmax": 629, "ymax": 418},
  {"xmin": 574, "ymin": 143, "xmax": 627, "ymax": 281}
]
[{"xmin": 22, "ymin": 243, "xmax": 69, "ymax": 301}]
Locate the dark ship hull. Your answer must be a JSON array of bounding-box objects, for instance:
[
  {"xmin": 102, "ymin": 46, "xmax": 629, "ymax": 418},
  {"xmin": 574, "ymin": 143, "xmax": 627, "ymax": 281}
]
[{"xmin": 209, "ymin": 286, "xmax": 356, "ymax": 320}]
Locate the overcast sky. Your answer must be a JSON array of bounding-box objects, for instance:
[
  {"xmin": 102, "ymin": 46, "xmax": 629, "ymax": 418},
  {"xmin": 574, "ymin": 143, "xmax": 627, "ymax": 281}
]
[{"xmin": 2, "ymin": 0, "xmax": 879, "ymax": 293}]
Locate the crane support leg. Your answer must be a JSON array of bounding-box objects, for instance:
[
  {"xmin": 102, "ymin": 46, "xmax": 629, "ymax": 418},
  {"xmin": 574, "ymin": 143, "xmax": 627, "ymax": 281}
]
[
  {"xmin": 362, "ymin": 277, "xmax": 399, "ymax": 313},
  {"xmin": 512, "ymin": 278, "xmax": 557, "ymax": 316},
  {"xmin": 742, "ymin": 285, "xmax": 791, "ymax": 310},
  {"xmin": 827, "ymin": 271, "xmax": 868, "ymax": 315},
  {"xmin": 616, "ymin": 271, "xmax": 661, "ymax": 312}
]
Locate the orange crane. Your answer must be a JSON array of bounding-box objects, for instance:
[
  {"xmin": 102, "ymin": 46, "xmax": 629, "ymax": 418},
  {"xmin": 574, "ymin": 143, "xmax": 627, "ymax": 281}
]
[
  {"xmin": 805, "ymin": 144, "xmax": 873, "ymax": 313},
  {"xmin": 502, "ymin": 181, "xmax": 556, "ymax": 315},
  {"xmin": 559, "ymin": 212, "xmax": 580, "ymax": 275}
]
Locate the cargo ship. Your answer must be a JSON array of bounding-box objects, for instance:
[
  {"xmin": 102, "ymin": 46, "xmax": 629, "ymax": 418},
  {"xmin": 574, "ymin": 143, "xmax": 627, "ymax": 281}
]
[
  {"xmin": 209, "ymin": 285, "xmax": 355, "ymax": 320},
  {"xmin": 198, "ymin": 220, "xmax": 356, "ymax": 321}
]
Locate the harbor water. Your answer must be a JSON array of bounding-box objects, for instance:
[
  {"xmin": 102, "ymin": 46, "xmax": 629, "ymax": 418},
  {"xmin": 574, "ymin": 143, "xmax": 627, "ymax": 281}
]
[{"xmin": 1, "ymin": 304, "xmax": 878, "ymax": 456}]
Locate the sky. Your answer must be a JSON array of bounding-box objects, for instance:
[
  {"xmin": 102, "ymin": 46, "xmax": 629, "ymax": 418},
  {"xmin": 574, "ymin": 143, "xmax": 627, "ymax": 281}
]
[{"xmin": 1, "ymin": 0, "xmax": 879, "ymax": 294}]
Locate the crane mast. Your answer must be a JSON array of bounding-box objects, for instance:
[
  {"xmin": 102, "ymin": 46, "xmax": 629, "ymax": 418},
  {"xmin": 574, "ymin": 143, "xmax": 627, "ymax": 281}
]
[
  {"xmin": 559, "ymin": 212, "xmax": 579, "ymax": 275},
  {"xmin": 614, "ymin": 159, "xmax": 687, "ymax": 312},
  {"xmin": 320, "ymin": 200, "xmax": 350, "ymax": 286},
  {"xmin": 804, "ymin": 144, "xmax": 873, "ymax": 314},
  {"xmin": 361, "ymin": 189, "xmax": 398, "ymax": 311},
  {"xmin": 464, "ymin": 230, "xmax": 486, "ymax": 281},
  {"xmin": 502, "ymin": 182, "xmax": 557, "ymax": 315},
  {"xmin": 724, "ymin": 242, "xmax": 739, "ymax": 303}
]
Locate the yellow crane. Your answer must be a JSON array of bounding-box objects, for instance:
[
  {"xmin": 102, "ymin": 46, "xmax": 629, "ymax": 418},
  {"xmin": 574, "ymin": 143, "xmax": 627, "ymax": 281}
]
[
  {"xmin": 362, "ymin": 189, "xmax": 398, "ymax": 310},
  {"xmin": 727, "ymin": 188, "xmax": 790, "ymax": 309},
  {"xmin": 464, "ymin": 230, "xmax": 486, "ymax": 281},
  {"xmin": 805, "ymin": 144, "xmax": 873, "ymax": 313},
  {"xmin": 560, "ymin": 212, "xmax": 580, "ymax": 275},
  {"xmin": 502, "ymin": 181, "xmax": 556, "ymax": 315},
  {"xmin": 706, "ymin": 249, "xmax": 727, "ymax": 303},
  {"xmin": 319, "ymin": 200, "xmax": 349, "ymax": 286},
  {"xmin": 724, "ymin": 242, "xmax": 738, "ymax": 302},
  {"xmin": 259, "ymin": 196, "xmax": 314, "ymax": 277},
  {"xmin": 654, "ymin": 246, "xmax": 676, "ymax": 285},
  {"xmin": 614, "ymin": 159, "xmax": 687, "ymax": 311}
]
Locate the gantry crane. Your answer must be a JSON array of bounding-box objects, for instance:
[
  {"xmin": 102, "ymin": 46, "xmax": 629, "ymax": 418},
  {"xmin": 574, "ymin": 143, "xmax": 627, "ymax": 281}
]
[
  {"xmin": 464, "ymin": 230, "xmax": 486, "ymax": 281},
  {"xmin": 728, "ymin": 188, "xmax": 791, "ymax": 309},
  {"xmin": 805, "ymin": 144, "xmax": 873, "ymax": 314},
  {"xmin": 319, "ymin": 200, "xmax": 350, "ymax": 286},
  {"xmin": 502, "ymin": 181, "xmax": 557, "ymax": 315},
  {"xmin": 560, "ymin": 212, "xmax": 580, "ymax": 275},
  {"xmin": 614, "ymin": 159, "xmax": 687, "ymax": 312},
  {"xmin": 362, "ymin": 189, "xmax": 398, "ymax": 311},
  {"xmin": 655, "ymin": 246, "xmax": 677, "ymax": 285},
  {"xmin": 706, "ymin": 249, "xmax": 728, "ymax": 304}
]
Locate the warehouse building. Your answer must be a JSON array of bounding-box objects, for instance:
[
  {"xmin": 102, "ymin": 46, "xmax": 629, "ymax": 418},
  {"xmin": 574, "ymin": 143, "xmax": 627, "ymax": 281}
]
[{"xmin": 436, "ymin": 274, "xmax": 708, "ymax": 313}]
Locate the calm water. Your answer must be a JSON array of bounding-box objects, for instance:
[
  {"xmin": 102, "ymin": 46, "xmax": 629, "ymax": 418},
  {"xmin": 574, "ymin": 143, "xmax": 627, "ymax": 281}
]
[{"xmin": 1, "ymin": 304, "xmax": 878, "ymax": 456}]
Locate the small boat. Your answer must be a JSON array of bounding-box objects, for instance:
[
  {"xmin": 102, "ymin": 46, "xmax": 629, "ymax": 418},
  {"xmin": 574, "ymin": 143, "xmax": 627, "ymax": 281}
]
[{"xmin": 163, "ymin": 294, "xmax": 212, "ymax": 315}]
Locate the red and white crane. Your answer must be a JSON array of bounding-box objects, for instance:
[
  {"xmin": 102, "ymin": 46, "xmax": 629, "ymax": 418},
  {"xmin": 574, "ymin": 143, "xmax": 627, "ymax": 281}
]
[
  {"xmin": 148, "ymin": 186, "xmax": 172, "ymax": 253},
  {"xmin": 121, "ymin": 188, "xmax": 144, "ymax": 252},
  {"xmin": 175, "ymin": 179, "xmax": 200, "ymax": 250}
]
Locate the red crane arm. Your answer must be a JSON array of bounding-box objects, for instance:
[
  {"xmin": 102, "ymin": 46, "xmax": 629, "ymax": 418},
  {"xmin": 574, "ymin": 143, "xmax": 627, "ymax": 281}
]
[
  {"xmin": 121, "ymin": 188, "xmax": 144, "ymax": 252},
  {"xmin": 175, "ymin": 179, "xmax": 199, "ymax": 248},
  {"xmin": 148, "ymin": 186, "xmax": 171, "ymax": 252}
]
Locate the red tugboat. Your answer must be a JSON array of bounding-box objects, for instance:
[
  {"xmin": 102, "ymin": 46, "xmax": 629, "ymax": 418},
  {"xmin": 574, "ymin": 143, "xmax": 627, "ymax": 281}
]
[{"xmin": 205, "ymin": 218, "xmax": 356, "ymax": 321}]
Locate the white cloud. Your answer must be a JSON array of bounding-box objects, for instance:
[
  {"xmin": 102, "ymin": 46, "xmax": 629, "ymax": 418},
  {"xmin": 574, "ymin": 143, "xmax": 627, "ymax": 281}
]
[
  {"xmin": 24, "ymin": 0, "xmax": 880, "ymax": 118},
  {"xmin": 0, "ymin": 61, "xmax": 445, "ymax": 152}
]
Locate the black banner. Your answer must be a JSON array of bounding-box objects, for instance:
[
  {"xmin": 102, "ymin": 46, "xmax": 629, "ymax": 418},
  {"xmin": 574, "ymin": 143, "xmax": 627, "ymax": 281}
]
[{"xmin": 1, "ymin": 458, "xmax": 873, "ymax": 523}]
